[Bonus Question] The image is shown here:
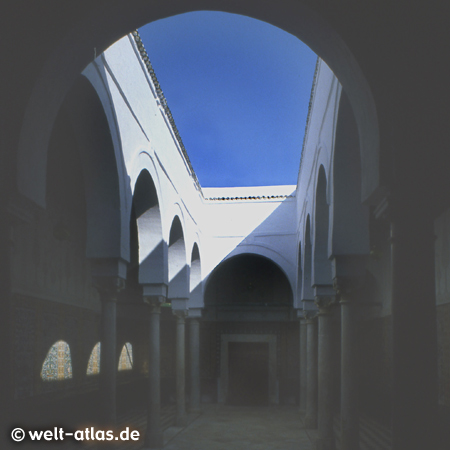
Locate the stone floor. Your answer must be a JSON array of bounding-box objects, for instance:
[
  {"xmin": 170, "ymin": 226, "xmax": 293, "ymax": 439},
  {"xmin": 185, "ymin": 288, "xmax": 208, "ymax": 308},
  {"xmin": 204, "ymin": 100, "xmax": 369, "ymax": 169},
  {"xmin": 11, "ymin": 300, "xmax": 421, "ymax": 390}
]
[{"xmin": 161, "ymin": 404, "xmax": 314, "ymax": 450}]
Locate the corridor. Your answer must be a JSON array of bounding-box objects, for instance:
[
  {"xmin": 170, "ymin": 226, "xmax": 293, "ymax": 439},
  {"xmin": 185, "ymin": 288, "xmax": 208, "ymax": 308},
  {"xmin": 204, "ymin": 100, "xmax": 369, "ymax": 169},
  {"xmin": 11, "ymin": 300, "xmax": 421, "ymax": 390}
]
[{"xmin": 163, "ymin": 405, "xmax": 313, "ymax": 450}]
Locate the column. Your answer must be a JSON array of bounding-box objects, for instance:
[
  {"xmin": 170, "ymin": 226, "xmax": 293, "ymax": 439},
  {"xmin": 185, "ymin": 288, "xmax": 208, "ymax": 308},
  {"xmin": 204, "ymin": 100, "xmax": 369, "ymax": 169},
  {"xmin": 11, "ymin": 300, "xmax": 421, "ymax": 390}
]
[
  {"xmin": 335, "ymin": 278, "xmax": 359, "ymax": 450},
  {"xmin": 304, "ymin": 311, "xmax": 318, "ymax": 429},
  {"xmin": 315, "ymin": 293, "xmax": 337, "ymax": 450},
  {"xmin": 188, "ymin": 309, "xmax": 202, "ymax": 414},
  {"xmin": 174, "ymin": 309, "xmax": 187, "ymax": 427},
  {"xmin": 144, "ymin": 295, "xmax": 165, "ymax": 448},
  {"xmin": 389, "ymin": 212, "xmax": 438, "ymax": 450},
  {"xmin": 298, "ymin": 311, "xmax": 308, "ymax": 412},
  {"xmin": 96, "ymin": 277, "xmax": 124, "ymax": 426}
]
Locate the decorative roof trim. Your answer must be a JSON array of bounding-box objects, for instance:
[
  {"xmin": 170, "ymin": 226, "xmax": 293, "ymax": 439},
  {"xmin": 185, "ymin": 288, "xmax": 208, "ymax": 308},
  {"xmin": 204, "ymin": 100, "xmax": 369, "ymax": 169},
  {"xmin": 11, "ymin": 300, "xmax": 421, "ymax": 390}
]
[
  {"xmin": 297, "ymin": 56, "xmax": 321, "ymax": 182},
  {"xmin": 132, "ymin": 30, "xmax": 202, "ymax": 193},
  {"xmin": 205, "ymin": 194, "xmax": 294, "ymax": 201}
]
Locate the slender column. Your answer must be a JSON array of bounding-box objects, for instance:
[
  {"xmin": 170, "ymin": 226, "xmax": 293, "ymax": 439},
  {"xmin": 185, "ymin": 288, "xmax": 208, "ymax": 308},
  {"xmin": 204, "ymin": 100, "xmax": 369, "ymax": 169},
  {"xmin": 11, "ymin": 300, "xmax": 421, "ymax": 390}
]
[
  {"xmin": 96, "ymin": 277, "xmax": 124, "ymax": 426},
  {"xmin": 189, "ymin": 310, "xmax": 201, "ymax": 413},
  {"xmin": 304, "ymin": 312, "xmax": 318, "ymax": 429},
  {"xmin": 144, "ymin": 295, "xmax": 165, "ymax": 448},
  {"xmin": 390, "ymin": 213, "xmax": 438, "ymax": 449},
  {"xmin": 299, "ymin": 314, "xmax": 308, "ymax": 412},
  {"xmin": 315, "ymin": 294, "xmax": 337, "ymax": 450},
  {"xmin": 174, "ymin": 310, "xmax": 188, "ymax": 427},
  {"xmin": 335, "ymin": 278, "xmax": 359, "ymax": 450}
]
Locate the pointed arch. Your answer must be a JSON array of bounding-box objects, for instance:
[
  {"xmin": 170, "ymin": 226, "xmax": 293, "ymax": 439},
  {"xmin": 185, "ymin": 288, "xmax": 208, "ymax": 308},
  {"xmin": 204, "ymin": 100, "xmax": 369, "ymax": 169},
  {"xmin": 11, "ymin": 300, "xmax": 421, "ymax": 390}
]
[
  {"xmin": 63, "ymin": 75, "xmax": 129, "ymax": 264},
  {"xmin": 87, "ymin": 342, "xmax": 101, "ymax": 376},
  {"xmin": 330, "ymin": 91, "xmax": 369, "ymax": 256},
  {"xmin": 295, "ymin": 242, "xmax": 303, "ymax": 309},
  {"xmin": 312, "ymin": 166, "xmax": 332, "ymax": 287},
  {"xmin": 189, "ymin": 242, "xmax": 203, "ymax": 308},
  {"xmin": 131, "ymin": 169, "xmax": 167, "ymax": 286},
  {"xmin": 118, "ymin": 343, "xmax": 133, "ymax": 371},
  {"xmin": 168, "ymin": 215, "xmax": 189, "ymax": 300},
  {"xmin": 17, "ymin": 0, "xmax": 380, "ymax": 214},
  {"xmin": 41, "ymin": 341, "xmax": 73, "ymax": 381},
  {"xmin": 301, "ymin": 215, "xmax": 315, "ymax": 307}
]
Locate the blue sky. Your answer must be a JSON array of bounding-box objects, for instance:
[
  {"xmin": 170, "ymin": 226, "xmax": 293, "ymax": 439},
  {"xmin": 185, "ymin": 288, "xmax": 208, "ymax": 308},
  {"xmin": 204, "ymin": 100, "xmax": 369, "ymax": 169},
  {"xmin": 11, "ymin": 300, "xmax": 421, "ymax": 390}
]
[{"xmin": 139, "ymin": 11, "xmax": 317, "ymax": 187}]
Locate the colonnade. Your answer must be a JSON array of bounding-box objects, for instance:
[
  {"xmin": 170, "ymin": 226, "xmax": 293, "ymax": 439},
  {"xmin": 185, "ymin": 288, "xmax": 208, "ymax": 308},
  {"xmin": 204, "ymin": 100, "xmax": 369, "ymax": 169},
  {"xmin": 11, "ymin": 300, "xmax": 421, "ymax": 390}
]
[
  {"xmin": 93, "ymin": 270, "xmax": 202, "ymax": 449},
  {"xmin": 298, "ymin": 276, "xmax": 367, "ymax": 450},
  {"xmin": 298, "ymin": 213, "xmax": 439, "ymax": 450}
]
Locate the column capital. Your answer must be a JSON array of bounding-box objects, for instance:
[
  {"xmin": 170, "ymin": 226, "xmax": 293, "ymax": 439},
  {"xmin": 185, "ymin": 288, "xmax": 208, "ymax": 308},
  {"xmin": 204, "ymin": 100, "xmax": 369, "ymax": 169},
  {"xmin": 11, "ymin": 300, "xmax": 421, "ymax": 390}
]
[
  {"xmin": 93, "ymin": 276, "xmax": 125, "ymax": 300},
  {"xmin": 144, "ymin": 295, "xmax": 166, "ymax": 313},
  {"xmin": 313, "ymin": 285, "xmax": 336, "ymax": 314},
  {"xmin": 314, "ymin": 295, "xmax": 337, "ymax": 314},
  {"xmin": 333, "ymin": 276, "xmax": 363, "ymax": 297},
  {"xmin": 303, "ymin": 309, "xmax": 318, "ymax": 322}
]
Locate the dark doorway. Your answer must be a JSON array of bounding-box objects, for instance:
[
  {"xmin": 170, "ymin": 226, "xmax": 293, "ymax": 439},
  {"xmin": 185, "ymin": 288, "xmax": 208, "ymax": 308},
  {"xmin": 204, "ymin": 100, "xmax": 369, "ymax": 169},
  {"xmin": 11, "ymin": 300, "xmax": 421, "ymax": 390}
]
[{"xmin": 227, "ymin": 342, "xmax": 269, "ymax": 406}]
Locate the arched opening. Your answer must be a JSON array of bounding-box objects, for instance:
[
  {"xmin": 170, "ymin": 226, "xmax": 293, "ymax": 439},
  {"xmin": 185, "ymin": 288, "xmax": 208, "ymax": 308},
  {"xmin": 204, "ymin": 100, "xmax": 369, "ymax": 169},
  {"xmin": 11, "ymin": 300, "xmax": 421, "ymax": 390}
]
[
  {"xmin": 330, "ymin": 91, "xmax": 369, "ymax": 256},
  {"xmin": 189, "ymin": 243, "xmax": 202, "ymax": 308},
  {"xmin": 63, "ymin": 75, "xmax": 127, "ymax": 264},
  {"xmin": 134, "ymin": 170, "xmax": 165, "ymax": 286},
  {"xmin": 168, "ymin": 216, "xmax": 188, "ymax": 300},
  {"xmin": 205, "ymin": 253, "xmax": 292, "ymax": 307},
  {"xmin": 87, "ymin": 342, "xmax": 101, "ymax": 376},
  {"xmin": 126, "ymin": 169, "xmax": 165, "ymax": 299},
  {"xmin": 312, "ymin": 166, "xmax": 332, "ymax": 287},
  {"xmin": 17, "ymin": 1, "xmax": 380, "ymax": 209},
  {"xmin": 296, "ymin": 243, "xmax": 303, "ymax": 309},
  {"xmin": 205, "ymin": 253, "xmax": 293, "ymax": 406},
  {"xmin": 41, "ymin": 341, "xmax": 73, "ymax": 381},
  {"xmin": 118, "ymin": 343, "xmax": 133, "ymax": 371},
  {"xmin": 301, "ymin": 215, "xmax": 315, "ymax": 310}
]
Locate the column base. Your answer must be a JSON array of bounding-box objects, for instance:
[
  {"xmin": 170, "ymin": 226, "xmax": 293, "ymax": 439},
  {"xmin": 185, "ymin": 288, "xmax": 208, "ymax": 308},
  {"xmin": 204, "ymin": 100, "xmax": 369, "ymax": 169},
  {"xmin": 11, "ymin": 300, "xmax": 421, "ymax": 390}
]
[
  {"xmin": 144, "ymin": 430, "xmax": 164, "ymax": 449},
  {"xmin": 304, "ymin": 414, "xmax": 317, "ymax": 429},
  {"xmin": 176, "ymin": 415, "xmax": 188, "ymax": 427},
  {"xmin": 315, "ymin": 437, "xmax": 336, "ymax": 450}
]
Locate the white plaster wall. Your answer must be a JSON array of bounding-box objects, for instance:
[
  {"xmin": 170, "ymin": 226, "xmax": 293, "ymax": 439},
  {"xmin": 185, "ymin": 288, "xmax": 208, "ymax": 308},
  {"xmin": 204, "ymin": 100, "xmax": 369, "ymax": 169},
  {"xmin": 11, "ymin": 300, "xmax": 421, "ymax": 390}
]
[{"xmin": 84, "ymin": 36, "xmax": 203, "ymax": 280}]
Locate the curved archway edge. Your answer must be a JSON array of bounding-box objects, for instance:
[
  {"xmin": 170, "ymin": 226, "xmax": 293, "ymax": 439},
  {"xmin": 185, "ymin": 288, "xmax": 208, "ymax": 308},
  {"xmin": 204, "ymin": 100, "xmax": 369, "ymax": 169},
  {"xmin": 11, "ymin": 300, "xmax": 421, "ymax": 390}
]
[{"xmin": 18, "ymin": 0, "xmax": 379, "ymax": 207}]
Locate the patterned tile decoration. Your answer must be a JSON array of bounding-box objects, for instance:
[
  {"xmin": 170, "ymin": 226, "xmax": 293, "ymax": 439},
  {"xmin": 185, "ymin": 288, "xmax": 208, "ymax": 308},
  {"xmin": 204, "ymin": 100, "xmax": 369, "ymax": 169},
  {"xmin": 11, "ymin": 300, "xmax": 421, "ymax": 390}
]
[
  {"xmin": 41, "ymin": 340, "xmax": 73, "ymax": 381},
  {"xmin": 87, "ymin": 342, "xmax": 101, "ymax": 375},
  {"xmin": 118, "ymin": 343, "xmax": 133, "ymax": 371}
]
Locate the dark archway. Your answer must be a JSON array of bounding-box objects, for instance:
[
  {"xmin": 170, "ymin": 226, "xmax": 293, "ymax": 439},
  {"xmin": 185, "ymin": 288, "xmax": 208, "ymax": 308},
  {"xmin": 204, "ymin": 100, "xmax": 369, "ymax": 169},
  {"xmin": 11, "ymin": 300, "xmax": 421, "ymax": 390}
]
[
  {"xmin": 205, "ymin": 253, "xmax": 292, "ymax": 307},
  {"xmin": 301, "ymin": 215, "xmax": 315, "ymax": 310},
  {"xmin": 312, "ymin": 166, "xmax": 332, "ymax": 287}
]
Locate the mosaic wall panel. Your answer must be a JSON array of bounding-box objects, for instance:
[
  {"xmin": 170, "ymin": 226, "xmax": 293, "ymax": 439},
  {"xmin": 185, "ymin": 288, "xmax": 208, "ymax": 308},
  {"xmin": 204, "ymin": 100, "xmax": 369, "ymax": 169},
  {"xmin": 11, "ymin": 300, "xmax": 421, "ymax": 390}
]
[
  {"xmin": 87, "ymin": 342, "xmax": 101, "ymax": 375},
  {"xmin": 118, "ymin": 343, "xmax": 133, "ymax": 371},
  {"xmin": 14, "ymin": 306, "xmax": 36, "ymax": 399},
  {"xmin": 41, "ymin": 340, "xmax": 73, "ymax": 381}
]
